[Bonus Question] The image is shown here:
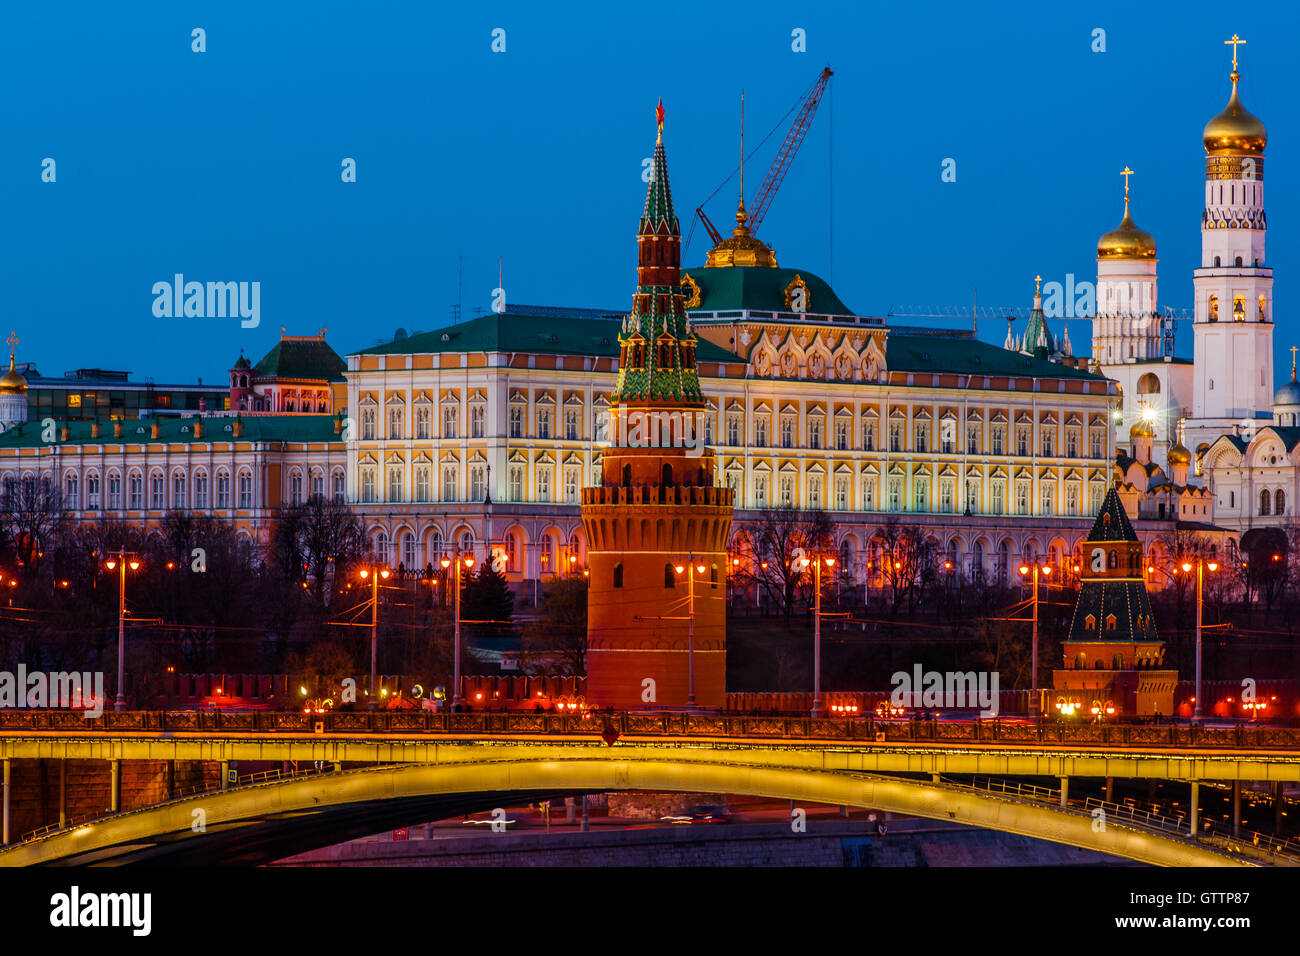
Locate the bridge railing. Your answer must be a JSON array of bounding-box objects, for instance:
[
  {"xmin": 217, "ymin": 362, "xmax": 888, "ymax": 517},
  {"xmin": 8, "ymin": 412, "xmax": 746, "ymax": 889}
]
[
  {"xmin": 17, "ymin": 764, "xmax": 329, "ymax": 846},
  {"xmin": 3, "ymin": 709, "xmax": 1300, "ymax": 750},
  {"xmin": 959, "ymin": 776, "xmax": 1061, "ymax": 805},
  {"xmin": 1082, "ymin": 796, "xmax": 1300, "ymax": 864}
]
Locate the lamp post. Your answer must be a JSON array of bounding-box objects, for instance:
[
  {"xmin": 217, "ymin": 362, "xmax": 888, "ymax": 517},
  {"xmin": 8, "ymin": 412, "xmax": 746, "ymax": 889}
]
[
  {"xmin": 674, "ymin": 556, "xmax": 707, "ymax": 707},
  {"xmin": 798, "ymin": 552, "xmax": 836, "ymax": 718},
  {"xmin": 104, "ymin": 551, "xmax": 140, "ymax": 711},
  {"xmin": 442, "ymin": 553, "xmax": 476, "ymax": 709},
  {"xmin": 358, "ymin": 562, "xmax": 391, "ymax": 709},
  {"xmin": 1018, "ymin": 561, "xmax": 1052, "ymax": 707},
  {"xmin": 1181, "ymin": 557, "xmax": 1219, "ymax": 725}
]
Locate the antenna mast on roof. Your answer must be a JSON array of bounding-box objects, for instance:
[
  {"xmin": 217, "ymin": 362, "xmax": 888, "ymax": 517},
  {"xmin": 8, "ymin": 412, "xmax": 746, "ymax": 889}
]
[{"xmin": 451, "ymin": 255, "xmax": 463, "ymax": 323}]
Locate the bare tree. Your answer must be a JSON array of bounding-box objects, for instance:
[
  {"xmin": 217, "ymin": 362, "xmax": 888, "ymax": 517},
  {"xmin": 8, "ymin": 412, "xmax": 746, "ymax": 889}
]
[
  {"xmin": 0, "ymin": 473, "xmax": 62, "ymax": 577},
  {"xmin": 874, "ymin": 516, "xmax": 933, "ymax": 614},
  {"xmin": 731, "ymin": 507, "xmax": 834, "ymax": 625},
  {"xmin": 268, "ymin": 495, "xmax": 364, "ymax": 607}
]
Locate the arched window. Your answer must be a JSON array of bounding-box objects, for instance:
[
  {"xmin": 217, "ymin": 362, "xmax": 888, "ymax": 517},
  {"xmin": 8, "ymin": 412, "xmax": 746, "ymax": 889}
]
[
  {"xmin": 1259, "ymin": 294, "xmax": 1268, "ymax": 321},
  {"xmin": 622, "ymin": 463, "xmax": 632, "ymax": 487},
  {"xmin": 1261, "ymin": 489, "xmax": 1272, "ymax": 516},
  {"xmin": 662, "ymin": 464, "xmax": 673, "ymax": 486},
  {"xmin": 664, "ymin": 563, "xmax": 676, "ymax": 588},
  {"xmin": 613, "ymin": 563, "xmax": 624, "ymax": 588},
  {"xmin": 1208, "ymin": 295, "xmax": 1219, "ymax": 322},
  {"xmin": 1085, "ymin": 614, "xmax": 1096, "ymax": 631},
  {"xmin": 1276, "ymin": 489, "xmax": 1286, "ymax": 515}
]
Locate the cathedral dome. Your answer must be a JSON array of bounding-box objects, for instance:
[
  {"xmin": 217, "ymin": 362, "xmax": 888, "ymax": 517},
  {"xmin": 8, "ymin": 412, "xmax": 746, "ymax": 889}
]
[
  {"xmin": 0, "ymin": 355, "xmax": 26, "ymax": 394},
  {"xmin": 1167, "ymin": 442, "xmax": 1192, "ymax": 467},
  {"xmin": 1129, "ymin": 420, "xmax": 1154, "ymax": 440},
  {"xmin": 1204, "ymin": 75, "xmax": 1267, "ymax": 155},
  {"xmin": 1275, "ymin": 377, "xmax": 1300, "ymax": 407},
  {"xmin": 1098, "ymin": 206, "xmax": 1157, "ymax": 260}
]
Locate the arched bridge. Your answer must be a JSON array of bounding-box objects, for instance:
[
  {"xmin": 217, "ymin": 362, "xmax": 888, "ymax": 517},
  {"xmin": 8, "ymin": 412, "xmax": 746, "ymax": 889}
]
[{"xmin": 3, "ymin": 718, "xmax": 1298, "ymax": 865}]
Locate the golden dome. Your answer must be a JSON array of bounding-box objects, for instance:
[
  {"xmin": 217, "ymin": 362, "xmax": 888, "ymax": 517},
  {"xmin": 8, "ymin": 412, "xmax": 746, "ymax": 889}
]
[
  {"xmin": 1204, "ymin": 73, "xmax": 1266, "ymax": 154},
  {"xmin": 705, "ymin": 201, "xmax": 778, "ymax": 269},
  {"xmin": 1167, "ymin": 443, "xmax": 1192, "ymax": 466},
  {"xmin": 1098, "ymin": 203, "xmax": 1157, "ymax": 260},
  {"xmin": 0, "ymin": 355, "xmax": 26, "ymax": 394},
  {"xmin": 1129, "ymin": 420, "xmax": 1154, "ymax": 440}
]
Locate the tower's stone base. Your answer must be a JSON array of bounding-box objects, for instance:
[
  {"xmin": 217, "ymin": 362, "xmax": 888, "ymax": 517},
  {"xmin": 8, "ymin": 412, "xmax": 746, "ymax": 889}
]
[{"xmin": 586, "ymin": 647, "xmax": 725, "ymax": 710}]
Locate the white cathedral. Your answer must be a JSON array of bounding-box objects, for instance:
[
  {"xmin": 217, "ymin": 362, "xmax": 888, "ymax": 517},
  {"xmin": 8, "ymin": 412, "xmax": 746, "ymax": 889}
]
[{"xmin": 1016, "ymin": 37, "xmax": 1297, "ymax": 538}]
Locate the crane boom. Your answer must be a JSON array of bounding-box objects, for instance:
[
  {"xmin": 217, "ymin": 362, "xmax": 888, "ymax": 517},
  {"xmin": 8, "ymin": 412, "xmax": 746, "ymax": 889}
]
[
  {"xmin": 695, "ymin": 206, "xmax": 723, "ymax": 246},
  {"xmin": 747, "ymin": 66, "xmax": 833, "ymax": 234}
]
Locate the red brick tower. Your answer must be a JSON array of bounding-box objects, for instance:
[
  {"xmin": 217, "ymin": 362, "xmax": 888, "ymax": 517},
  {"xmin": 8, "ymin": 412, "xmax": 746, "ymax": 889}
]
[{"xmin": 582, "ymin": 103, "xmax": 734, "ymax": 710}]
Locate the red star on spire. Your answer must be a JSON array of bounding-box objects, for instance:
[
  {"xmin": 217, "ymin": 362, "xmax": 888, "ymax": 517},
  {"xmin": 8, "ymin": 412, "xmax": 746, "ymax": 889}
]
[{"xmin": 656, "ymin": 98, "xmax": 664, "ymax": 132}]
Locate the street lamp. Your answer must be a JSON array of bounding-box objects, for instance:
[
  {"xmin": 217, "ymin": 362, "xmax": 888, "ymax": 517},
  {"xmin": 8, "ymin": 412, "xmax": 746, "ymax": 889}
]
[
  {"xmin": 799, "ymin": 553, "xmax": 836, "ymax": 718},
  {"xmin": 358, "ymin": 562, "xmax": 392, "ymax": 709},
  {"xmin": 1018, "ymin": 561, "xmax": 1052, "ymax": 708},
  {"xmin": 1180, "ymin": 557, "xmax": 1218, "ymax": 725},
  {"xmin": 104, "ymin": 551, "xmax": 141, "ymax": 711},
  {"xmin": 441, "ymin": 553, "xmax": 475, "ymax": 709},
  {"xmin": 674, "ymin": 557, "xmax": 708, "ymax": 707}
]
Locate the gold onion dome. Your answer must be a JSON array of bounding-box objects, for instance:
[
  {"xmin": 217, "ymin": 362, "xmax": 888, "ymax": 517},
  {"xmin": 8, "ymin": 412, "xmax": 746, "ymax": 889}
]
[
  {"xmin": 1129, "ymin": 420, "xmax": 1154, "ymax": 440},
  {"xmin": 1203, "ymin": 72, "xmax": 1266, "ymax": 154},
  {"xmin": 704, "ymin": 200, "xmax": 778, "ymax": 269},
  {"xmin": 1168, "ymin": 442, "xmax": 1192, "ymax": 466},
  {"xmin": 1097, "ymin": 204, "xmax": 1157, "ymax": 260},
  {"xmin": 0, "ymin": 355, "xmax": 26, "ymax": 394}
]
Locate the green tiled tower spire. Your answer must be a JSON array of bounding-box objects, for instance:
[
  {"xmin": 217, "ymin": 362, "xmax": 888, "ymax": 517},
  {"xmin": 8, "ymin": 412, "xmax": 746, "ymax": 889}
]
[
  {"xmin": 1022, "ymin": 275, "xmax": 1055, "ymax": 360},
  {"xmin": 612, "ymin": 101, "xmax": 704, "ymax": 406},
  {"xmin": 1066, "ymin": 485, "xmax": 1159, "ymax": 645}
]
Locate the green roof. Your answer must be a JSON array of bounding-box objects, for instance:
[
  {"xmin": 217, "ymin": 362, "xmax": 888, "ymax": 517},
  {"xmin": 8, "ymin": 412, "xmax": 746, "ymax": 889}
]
[
  {"xmin": 356, "ymin": 312, "xmax": 738, "ymax": 364},
  {"xmin": 683, "ymin": 265, "xmax": 853, "ymax": 317},
  {"xmin": 1086, "ymin": 485, "xmax": 1138, "ymax": 543},
  {"xmin": 353, "ymin": 309, "xmax": 1102, "ymax": 383},
  {"xmin": 886, "ymin": 334, "xmax": 1105, "ymax": 380},
  {"xmin": 253, "ymin": 338, "xmax": 346, "ymax": 382},
  {"xmin": 0, "ymin": 415, "xmax": 342, "ymax": 449}
]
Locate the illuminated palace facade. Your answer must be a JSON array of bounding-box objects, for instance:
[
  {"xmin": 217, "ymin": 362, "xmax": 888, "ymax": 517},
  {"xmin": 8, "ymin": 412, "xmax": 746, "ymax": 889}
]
[
  {"xmin": 0, "ymin": 334, "xmax": 350, "ymax": 548},
  {"xmin": 342, "ymin": 218, "xmax": 1126, "ymax": 591}
]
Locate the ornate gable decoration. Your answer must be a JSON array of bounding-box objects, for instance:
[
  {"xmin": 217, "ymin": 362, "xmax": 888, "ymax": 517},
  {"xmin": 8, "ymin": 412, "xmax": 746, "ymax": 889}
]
[
  {"xmin": 783, "ymin": 274, "xmax": 810, "ymax": 313},
  {"xmin": 681, "ymin": 273, "xmax": 702, "ymax": 309}
]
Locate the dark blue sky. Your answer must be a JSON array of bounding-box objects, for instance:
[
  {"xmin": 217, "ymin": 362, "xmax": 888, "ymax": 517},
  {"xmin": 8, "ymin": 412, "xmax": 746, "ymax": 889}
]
[{"xmin": 3, "ymin": 0, "xmax": 1297, "ymax": 384}]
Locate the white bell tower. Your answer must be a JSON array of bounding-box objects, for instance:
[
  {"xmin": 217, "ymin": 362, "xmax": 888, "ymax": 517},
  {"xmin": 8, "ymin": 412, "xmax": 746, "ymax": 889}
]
[{"xmin": 1187, "ymin": 34, "xmax": 1274, "ymax": 453}]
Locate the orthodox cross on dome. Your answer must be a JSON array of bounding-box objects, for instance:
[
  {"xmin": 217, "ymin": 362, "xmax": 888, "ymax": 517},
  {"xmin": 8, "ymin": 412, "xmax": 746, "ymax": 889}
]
[
  {"xmin": 1034, "ymin": 274, "xmax": 1042, "ymax": 295},
  {"xmin": 1225, "ymin": 33, "xmax": 1246, "ymax": 72},
  {"xmin": 1120, "ymin": 165, "xmax": 1133, "ymax": 198},
  {"xmin": 5, "ymin": 331, "xmax": 17, "ymax": 362},
  {"xmin": 1290, "ymin": 345, "xmax": 1298, "ymax": 378}
]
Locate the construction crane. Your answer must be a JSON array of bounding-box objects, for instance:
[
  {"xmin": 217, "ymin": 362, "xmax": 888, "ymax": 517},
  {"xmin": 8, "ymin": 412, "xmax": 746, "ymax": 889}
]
[{"xmin": 691, "ymin": 66, "xmax": 833, "ymax": 249}]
